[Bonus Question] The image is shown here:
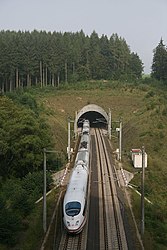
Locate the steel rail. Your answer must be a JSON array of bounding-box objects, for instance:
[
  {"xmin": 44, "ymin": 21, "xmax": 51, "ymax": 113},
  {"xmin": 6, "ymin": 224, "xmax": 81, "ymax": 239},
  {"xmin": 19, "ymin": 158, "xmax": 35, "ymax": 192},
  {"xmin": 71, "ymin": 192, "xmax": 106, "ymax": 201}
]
[
  {"xmin": 95, "ymin": 128, "xmax": 118, "ymax": 249},
  {"xmin": 99, "ymin": 128, "xmax": 128, "ymax": 250},
  {"xmin": 95, "ymin": 128, "xmax": 128, "ymax": 250},
  {"xmin": 95, "ymin": 128, "xmax": 109, "ymax": 249}
]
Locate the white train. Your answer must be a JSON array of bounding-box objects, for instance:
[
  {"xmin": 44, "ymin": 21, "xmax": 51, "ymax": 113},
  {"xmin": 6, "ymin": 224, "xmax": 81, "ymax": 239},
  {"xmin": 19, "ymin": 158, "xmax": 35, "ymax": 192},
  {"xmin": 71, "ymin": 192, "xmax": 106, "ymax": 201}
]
[{"xmin": 63, "ymin": 120, "xmax": 90, "ymax": 233}]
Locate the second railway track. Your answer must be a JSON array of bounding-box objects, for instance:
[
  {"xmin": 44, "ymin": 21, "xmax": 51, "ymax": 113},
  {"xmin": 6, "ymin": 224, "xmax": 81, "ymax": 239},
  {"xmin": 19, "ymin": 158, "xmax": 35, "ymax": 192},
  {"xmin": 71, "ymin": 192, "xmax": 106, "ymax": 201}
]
[{"xmin": 94, "ymin": 128, "xmax": 128, "ymax": 250}]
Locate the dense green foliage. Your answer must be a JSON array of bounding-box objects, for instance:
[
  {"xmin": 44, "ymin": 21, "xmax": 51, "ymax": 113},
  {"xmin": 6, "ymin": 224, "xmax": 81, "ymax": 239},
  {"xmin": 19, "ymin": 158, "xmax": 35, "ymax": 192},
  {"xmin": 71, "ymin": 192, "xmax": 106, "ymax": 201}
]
[
  {"xmin": 0, "ymin": 172, "xmax": 52, "ymax": 246},
  {"xmin": 0, "ymin": 95, "xmax": 52, "ymax": 178},
  {"xmin": 151, "ymin": 38, "xmax": 167, "ymax": 82},
  {"xmin": 0, "ymin": 30, "xmax": 143, "ymax": 92},
  {"xmin": 0, "ymin": 92, "xmax": 58, "ymax": 247}
]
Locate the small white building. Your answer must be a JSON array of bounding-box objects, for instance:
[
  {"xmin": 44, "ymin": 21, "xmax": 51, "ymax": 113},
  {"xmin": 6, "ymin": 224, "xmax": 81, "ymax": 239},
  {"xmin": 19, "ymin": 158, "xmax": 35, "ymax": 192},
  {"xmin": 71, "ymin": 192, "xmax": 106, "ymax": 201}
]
[{"xmin": 131, "ymin": 149, "xmax": 147, "ymax": 168}]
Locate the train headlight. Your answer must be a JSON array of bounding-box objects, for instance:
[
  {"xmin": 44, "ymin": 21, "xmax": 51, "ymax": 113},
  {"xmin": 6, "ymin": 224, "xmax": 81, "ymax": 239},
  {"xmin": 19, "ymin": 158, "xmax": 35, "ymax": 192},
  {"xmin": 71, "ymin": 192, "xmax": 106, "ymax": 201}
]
[
  {"xmin": 75, "ymin": 220, "xmax": 79, "ymax": 226},
  {"xmin": 67, "ymin": 221, "xmax": 70, "ymax": 226}
]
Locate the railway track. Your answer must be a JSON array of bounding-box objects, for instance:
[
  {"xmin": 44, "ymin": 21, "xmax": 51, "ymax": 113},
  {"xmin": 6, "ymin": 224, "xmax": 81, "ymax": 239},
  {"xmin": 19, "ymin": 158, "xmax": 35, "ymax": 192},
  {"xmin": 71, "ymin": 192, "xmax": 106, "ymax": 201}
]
[
  {"xmin": 58, "ymin": 230, "xmax": 82, "ymax": 250},
  {"xmin": 94, "ymin": 128, "xmax": 128, "ymax": 250},
  {"xmin": 53, "ymin": 128, "xmax": 139, "ymax": 250},
  {"xmin": 57, "ymin": 206, "xmax": 89, "ymax": 250}
]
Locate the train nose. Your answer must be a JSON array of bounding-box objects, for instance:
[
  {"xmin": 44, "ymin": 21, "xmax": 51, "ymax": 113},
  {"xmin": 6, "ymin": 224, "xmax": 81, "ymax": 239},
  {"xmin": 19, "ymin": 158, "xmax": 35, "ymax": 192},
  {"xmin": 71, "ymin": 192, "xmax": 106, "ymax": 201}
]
[{"xmin": 66, "ymin": 220, "xmax": 80, "ymax": 228}]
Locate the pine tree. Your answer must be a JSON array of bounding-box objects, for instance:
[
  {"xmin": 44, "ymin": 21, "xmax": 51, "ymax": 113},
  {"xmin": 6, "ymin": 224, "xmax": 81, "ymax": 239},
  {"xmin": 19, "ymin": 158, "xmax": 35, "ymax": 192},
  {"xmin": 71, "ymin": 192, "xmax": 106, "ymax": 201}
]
[
  {"xmin": 0, "ymin": 30, "xmax": 144, "ymax": 91},
  {"xmin": 152, "ymin": 38, "xmax": 167, "ymax": 81},
  {"xmin": 129, "ymin": 52, "xmax": 143, "ymax": 79}
]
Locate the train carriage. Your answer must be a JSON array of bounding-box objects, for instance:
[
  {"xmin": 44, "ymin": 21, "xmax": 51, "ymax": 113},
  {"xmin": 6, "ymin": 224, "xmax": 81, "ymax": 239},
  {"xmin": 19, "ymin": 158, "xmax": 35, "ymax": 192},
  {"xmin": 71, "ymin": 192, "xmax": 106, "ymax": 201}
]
[{"xmin": 63, "ymin": 120, "xmax": 90, "ymax": 233}]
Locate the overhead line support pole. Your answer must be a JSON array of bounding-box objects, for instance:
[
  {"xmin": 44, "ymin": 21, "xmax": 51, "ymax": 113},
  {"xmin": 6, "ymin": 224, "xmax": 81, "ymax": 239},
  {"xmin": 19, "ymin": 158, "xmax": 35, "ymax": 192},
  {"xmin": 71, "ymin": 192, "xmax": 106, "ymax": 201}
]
[
  {"xmin": 119, "ymin": 119, "xmax": 122, "ymax": 161},
  {"xmin": 141, "ymin": 145, "xmax": 145, "ymax": 238},
  {"xmin": 108, "ymin": 108, "xmax": 111, "ymax": 140},
  {"xmin": 43, "ymin": 148, "xmax": 58, "ymax": 234},
  {"xmin": 68, "ymin": 117, "xmax": 71, "ymax": 162}
]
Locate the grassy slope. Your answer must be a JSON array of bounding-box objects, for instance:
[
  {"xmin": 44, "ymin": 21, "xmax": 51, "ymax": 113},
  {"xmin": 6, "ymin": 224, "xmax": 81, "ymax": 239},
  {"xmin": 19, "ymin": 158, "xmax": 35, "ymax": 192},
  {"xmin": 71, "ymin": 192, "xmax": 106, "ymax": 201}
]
[
  {"xmin": 37, "ymin": 82, "xmax": 167, "ymax": 249},
  {"xmin": 10, "ymin": 81, "xmax": 166, "ymax": 250}
]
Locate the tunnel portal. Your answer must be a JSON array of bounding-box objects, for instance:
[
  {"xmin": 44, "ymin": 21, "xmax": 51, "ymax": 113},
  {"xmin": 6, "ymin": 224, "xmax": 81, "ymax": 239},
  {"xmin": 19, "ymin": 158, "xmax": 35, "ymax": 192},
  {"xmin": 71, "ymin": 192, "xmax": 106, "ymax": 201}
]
[
  {"xmin": 76, "ymin": 104, "xmax": 109, "ymax": 129},
  {"xmin": 78, "ymin": 111, "xmax": 107, "ymax": 128}
]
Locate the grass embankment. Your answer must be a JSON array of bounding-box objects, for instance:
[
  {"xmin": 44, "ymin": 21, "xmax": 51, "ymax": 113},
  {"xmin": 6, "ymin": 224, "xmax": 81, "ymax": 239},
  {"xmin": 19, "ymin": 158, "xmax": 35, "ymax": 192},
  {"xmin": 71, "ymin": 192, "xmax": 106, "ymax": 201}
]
[{"xmin": 6, "ymin": 80, "xmax": 167, "ymax": 250}]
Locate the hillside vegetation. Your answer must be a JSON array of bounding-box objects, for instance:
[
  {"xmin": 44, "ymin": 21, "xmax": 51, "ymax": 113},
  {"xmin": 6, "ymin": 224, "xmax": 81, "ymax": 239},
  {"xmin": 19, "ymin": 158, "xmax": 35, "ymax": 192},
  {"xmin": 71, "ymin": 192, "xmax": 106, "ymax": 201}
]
[
  {"xmin": 0, "ymin": 80, "xmax": 167, "ymax": 249},
  {"xmin": 34, "ymin": 80, "xmax": 167, "ymax": 250}
]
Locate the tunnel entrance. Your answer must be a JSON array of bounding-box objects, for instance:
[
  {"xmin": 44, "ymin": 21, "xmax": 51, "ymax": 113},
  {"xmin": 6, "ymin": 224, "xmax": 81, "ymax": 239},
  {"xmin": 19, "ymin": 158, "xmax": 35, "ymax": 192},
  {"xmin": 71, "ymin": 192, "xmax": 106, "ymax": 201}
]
[
  {"xmin": 75, "ymin": 104, "xmax": 109, "ymax": 129},
  {"xmin": 78, "ymin": 111, "xmax": 107, "ymax": 128}
]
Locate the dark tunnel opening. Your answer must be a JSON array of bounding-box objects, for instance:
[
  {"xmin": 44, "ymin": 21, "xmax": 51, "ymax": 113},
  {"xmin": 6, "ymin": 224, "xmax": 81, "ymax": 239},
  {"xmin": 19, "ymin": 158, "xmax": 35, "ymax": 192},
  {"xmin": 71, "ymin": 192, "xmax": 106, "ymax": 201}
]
[{"xmin": 77, "ymin": 111, "xmax": 107, "ymax": 128}]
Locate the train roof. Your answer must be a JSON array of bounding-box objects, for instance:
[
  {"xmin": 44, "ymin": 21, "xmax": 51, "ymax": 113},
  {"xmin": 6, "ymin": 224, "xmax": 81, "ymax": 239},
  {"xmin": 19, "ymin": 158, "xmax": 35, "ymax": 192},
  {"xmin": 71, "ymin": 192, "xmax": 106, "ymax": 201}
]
[
  {"xmin": 68, "ymin": 165, "xmax": 88, "ymax": 189},
  {"xmin": 76, "ymin": 150, "xmax": 88, "ymax": 161},
  {"xmin": 83, "ymin": 120, "xmax": 90, "ymax": 128},
  {"xmin": 64, "ymin": 165, "xmax": 88, "ymax": 203},
  {"xmin": 64, "ymin": 191, "xmax": 83, "ymax": 204}
]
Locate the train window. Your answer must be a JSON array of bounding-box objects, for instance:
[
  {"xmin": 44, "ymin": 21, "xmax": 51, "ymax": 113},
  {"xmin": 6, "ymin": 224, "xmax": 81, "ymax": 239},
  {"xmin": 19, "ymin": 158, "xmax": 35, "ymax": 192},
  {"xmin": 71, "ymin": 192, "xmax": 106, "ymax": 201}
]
[
  {"xmin": 65, "ymin": 202, "xmax": 81, "ymax": 216},
  {"xmin": 83, "ymin": 131, "xmax": 88, "ymax": 135},
  {"xmin": 80, "ymin": 141, "xmax": 88, "ymax": 149}
]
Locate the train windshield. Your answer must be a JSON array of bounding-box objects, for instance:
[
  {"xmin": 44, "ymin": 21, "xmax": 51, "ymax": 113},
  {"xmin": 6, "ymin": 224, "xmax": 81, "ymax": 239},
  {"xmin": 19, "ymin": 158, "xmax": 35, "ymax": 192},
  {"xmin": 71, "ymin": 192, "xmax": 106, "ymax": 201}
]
[{"xmin": 65, "ymin": 202, "xmax": 81, "ymax": 216}]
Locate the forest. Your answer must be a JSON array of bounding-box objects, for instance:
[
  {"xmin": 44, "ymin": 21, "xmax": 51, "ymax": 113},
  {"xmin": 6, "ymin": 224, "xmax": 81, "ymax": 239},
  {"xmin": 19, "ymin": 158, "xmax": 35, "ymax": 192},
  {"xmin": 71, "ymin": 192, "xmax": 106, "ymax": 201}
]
[
  {"xmin": 0, "ymin": 30, "xmax": 144, "ymax": 92},
  {"xmin": 0, "ymin": 93, "xmax": 55, "ymax": 246},
  {"xmin": 0, "ymin": 30, "xmax": 167, "ymax": 248}
]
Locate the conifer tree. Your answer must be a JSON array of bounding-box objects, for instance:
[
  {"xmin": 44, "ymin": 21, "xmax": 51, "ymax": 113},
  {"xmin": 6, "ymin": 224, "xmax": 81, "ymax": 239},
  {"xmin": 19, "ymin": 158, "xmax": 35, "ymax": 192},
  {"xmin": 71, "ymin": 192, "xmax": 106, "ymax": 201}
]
[{"xmin": 152, "ymin": 38, "xmax": 167, "ymax": 81}]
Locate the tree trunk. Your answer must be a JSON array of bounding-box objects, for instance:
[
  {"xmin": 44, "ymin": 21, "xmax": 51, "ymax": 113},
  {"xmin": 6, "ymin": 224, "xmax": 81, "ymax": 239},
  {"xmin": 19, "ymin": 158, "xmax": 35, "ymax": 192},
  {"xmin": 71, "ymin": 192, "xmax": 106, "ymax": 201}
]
[
  {"xmin": 5, "ymin": 78, "xmax": 8, "ymax": 92},
  {"xmin": 19, "ymin": 78, "xmax": 21, "ymax": 89},
  {"xmin": 45, "ymin": 66, "xmax": 48, "ymax": 86},
  {"xmin": 65, "ymin": 61, "xmax": 68, "ymax": 83},
  {"xmin": 52, "ymin": 73, "xmax": 54, "ymax": 87},
  {"xmin": 43, "ymin": 66, "xmax": 45, "ymax": 87},
  {"xmin": 57, "ymin": 73, "xmax": 60, "ymax": 87},
  {"xmin": 27, "ymin": 73, "xmax": 30, "ymax": 87},
  {"xmin": 9, "ymin": 78, "xmax": 12, "ymax": 92},
  {"xmin": 1, "ymin": 81, "xmax": 4, "ymax": 94},
  {"xmin": 49, "ymin": 72, "xmax": 51, "ymax": 85},
  {"xmin": 20, "ymin": 77, "xmax": 23, "ymax": 89},
  {"xmin": 40, "ymin": 61, "xmax": 43, "ymax": 88},
  {"xmin": 29, "ymin": 75, "xmax": 31, "ymax": 86},
  {"xmin": 16, "ymin": 68, "xmax": 19, "ymax": 89}
]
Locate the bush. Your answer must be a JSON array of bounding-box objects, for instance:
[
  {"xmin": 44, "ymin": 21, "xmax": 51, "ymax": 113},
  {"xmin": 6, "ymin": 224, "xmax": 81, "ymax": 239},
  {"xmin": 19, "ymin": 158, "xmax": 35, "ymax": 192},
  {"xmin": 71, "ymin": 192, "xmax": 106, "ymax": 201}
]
[
  {"xmin": 145, "ymin": 90, "xmax": 156, "ymax": 98},
  {"xmin": 22, "ymin": 171, "xmax": 52, "ymax": 203},
  {"xmin": 162, "ymin": 107, "xmax": 167, "ymax": 116},
  {"xmin": 0, "ymin": 178, "xmax": 33, "ymax": 217},
  {"xmin": 0, "ymin": 207, "xmax": 21, "ymax": 246},
  {"xmin": 0, "ymin": 171, "xmax": 52, "ymax": 247},
  {"xmin": 7, "ymin": 92, "xmax": 38, "ymax": 114},
  {"xmin": 0, "ymin": 96, "xmax": 52, "ymax": 179},
  {"xmin": 145, "ymin": 204, "xmax": 167, "ymax": 247}
]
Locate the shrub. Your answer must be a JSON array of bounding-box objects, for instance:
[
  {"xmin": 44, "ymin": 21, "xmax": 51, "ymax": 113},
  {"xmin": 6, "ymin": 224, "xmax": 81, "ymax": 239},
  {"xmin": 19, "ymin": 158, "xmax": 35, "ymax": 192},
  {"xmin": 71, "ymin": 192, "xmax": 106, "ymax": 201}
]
[
  {"xmin": 145, "ymin": 204, "xmax": 167, "ymax": 247},
  {"xmin": 22, "ymin": 171, "xmax": 52, "ymax": 203},
  {"xmin": 162, "ymin": 107, "xmax": 167, "ymax": 116},
  {"xmin": 7, "ymin": 92, "xmax": 38, "ymax": 114},
  {"xmin": 0, "ymin": 206, "xmax": 21, "ymax": 246},
  {"xmin": 145, "ymin": 90, "xmax": 155, "ymax": 98}
]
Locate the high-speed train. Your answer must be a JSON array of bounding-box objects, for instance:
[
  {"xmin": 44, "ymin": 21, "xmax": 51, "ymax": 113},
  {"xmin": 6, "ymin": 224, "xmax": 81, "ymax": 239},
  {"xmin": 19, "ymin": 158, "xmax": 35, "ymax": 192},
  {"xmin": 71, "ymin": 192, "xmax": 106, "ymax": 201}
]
[{"xmin": 63, "ymin": 120, "xmax": 90, "ymax": 233}]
